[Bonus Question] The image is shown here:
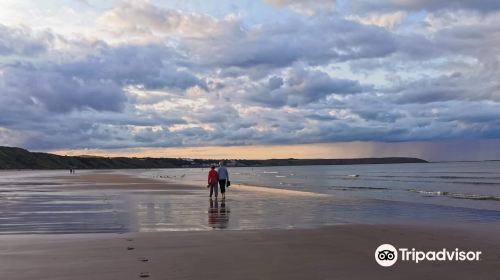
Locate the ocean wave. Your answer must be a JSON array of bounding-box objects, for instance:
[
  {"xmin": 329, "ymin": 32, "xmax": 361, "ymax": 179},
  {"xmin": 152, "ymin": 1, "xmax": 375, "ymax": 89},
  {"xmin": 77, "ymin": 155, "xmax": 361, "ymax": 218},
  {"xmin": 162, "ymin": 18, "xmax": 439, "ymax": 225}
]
[
  {"xmin": 330, "ymin": 186, "xmax": 389, "ymax": 191},
  {"xmin": 415, "ymin": 190, "xmax": 448, "ymax": 196},
  {"xmin": 407, "ymin": 189, "xmax": 500, "ymax": 202},
  {"xmin": 344, "ymin": 177, "xmax": 500, "ymax": 186},
  {"xmin": 448, "ymin": 194, "xmax": 500, "ymax": 201},
  {"xmin": 375, "ymin": 175, "xmax": 500, "ymax": 180},
  {"xmin": 369, "ymin": 171, "xmax": 495, "ymax": 174}
]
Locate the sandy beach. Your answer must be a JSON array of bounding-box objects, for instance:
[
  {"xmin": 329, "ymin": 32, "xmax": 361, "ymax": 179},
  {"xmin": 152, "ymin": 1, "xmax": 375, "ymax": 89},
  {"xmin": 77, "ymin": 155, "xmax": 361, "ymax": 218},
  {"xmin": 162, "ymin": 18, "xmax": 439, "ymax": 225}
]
[
  {"xmin": 2, "ymin": 224, "xmax": 500, "ymax": 280},
  {"xmin": 1, "ymin": 171, "xmax": 500, "ymax": 279},
  {"xmin": 3, "ymin": 0, "xmax": 500, "ymax": 278}
]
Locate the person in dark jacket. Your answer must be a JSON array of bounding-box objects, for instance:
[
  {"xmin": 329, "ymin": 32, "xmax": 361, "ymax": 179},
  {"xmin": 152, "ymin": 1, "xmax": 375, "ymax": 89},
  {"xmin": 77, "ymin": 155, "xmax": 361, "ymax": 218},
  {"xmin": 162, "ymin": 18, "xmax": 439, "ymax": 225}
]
[{"xmin": 218, "ymin": 161, "xmax": 229, "ymax": 199}]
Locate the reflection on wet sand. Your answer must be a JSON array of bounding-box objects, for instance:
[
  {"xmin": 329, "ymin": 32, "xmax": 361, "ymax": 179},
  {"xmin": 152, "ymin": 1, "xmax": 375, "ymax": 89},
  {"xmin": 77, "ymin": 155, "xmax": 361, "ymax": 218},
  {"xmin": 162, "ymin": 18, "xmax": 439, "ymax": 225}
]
[
  {"xmin": 208, "ymin": 199, "xmax": 230, "ymax": 229},
  {"xmin": 3, "ymin": 170, "xmax": 500, "ymax": 234}
]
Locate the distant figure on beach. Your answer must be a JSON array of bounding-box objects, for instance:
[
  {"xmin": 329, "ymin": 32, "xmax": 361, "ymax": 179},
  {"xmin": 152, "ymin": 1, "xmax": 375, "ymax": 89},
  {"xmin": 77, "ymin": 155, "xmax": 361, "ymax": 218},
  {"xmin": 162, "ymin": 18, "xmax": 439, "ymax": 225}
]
[
  {"xmin": 218, "ymin": 161, "xmax": 229, "ymax": 199},
  {"xmin": 207, "ymin": 165, "xmax": 219, "ymax": 199}
]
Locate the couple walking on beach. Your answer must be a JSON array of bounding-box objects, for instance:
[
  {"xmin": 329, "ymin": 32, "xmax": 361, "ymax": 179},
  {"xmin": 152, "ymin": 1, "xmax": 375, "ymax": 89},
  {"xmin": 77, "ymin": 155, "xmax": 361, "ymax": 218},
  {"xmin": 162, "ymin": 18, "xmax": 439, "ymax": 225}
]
[{"xmin": 208, "ymin": 161, "xmax": 230, "ymax": 199}]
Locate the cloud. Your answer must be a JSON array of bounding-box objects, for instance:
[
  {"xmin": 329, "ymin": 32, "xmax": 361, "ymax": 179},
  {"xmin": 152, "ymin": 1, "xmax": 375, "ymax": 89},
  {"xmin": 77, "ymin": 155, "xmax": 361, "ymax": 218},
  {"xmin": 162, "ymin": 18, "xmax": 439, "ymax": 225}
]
[
  {"xmin": 393, "ymin": 72, "xmax": 500, "ymax": 104},
  {"xmin": 0, "ymin": 0, "xmax": 500, "ymax": 157},
  {"xmin": 352, "ymin": 0, "xmax": 500, "ymax": 14},
  {"xmin": 98, "ymin": 0, "xmax": 240, "ymax": 42},
  {"xmin": 265, "ymin": 0, "xmax": 336, "ymax": 15},
  {"xmin": 96, "ymin": 2, "xmax": 397, "ymax": 73},
  {"xmin": 0, "ymin": 24, "xmax": 52, "ymax": 56},
  {"xmin": 353, "ymin": 109, "xmax": 404, "ymax": 123},
  {"xmin": 58, "ymin": 44, "xmax": 206, "ymax": 91},
  {"xmin": 0, "ymin": 42, "xmax": 206, "ymax": 114},
  {"xmin": 243, "ymin": 68, "xmax": 368, "ymax": 107},
  {"xmin": 2, "ymin": 64, "xmax": 126, "ymax": 113},
  {"xmin": 349, "ymin": 11, "xmax": 407, "ymax": 29},
  {"xmin": 181, "ymin": 17, "xmax": 397, "ymax": 76},
  {"xmin": 74, "ymin": 0, "xmax": 90, "ymax": 5},
  {"xmin": 0, "ymin": 127, "xmax": 24, "ymax": 147}
]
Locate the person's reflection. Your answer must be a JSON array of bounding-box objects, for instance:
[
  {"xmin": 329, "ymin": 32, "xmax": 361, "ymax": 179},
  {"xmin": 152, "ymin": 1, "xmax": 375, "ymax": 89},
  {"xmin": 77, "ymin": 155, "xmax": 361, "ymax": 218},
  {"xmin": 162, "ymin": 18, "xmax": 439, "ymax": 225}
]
[
  {"xmin": 208, "ymin": 198, "xmax": 219, "ymax": 228},
  {"xmin": 219, "ymin": 200, "xmax": 229, "ymax": 228},
  {"xmin": 208, "ymin": 199, "xmax": 230, "ymax": 229}
]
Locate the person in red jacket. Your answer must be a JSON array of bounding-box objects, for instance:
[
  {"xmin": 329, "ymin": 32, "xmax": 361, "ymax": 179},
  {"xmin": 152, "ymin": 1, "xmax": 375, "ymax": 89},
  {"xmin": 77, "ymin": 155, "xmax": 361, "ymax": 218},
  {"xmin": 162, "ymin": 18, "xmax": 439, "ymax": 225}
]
[{"xmin": 207, "ymin": 165, "xmax": 219, "ymax": 199}]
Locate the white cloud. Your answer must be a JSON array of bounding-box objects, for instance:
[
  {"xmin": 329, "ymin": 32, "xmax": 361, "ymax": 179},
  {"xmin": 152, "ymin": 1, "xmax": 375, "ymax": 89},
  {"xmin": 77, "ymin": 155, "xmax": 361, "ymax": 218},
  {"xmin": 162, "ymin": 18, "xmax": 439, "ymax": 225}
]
[
  {"xmin": 97, "ymin": 0, "xmax": 240, "ymax": 44},
  {"xmin": 266, "ymin": 0, "xmax": 336, "ymax": 15},
  {"xmin": 349, "ymin": 11, "xmax": 407, "ymax": 29}
]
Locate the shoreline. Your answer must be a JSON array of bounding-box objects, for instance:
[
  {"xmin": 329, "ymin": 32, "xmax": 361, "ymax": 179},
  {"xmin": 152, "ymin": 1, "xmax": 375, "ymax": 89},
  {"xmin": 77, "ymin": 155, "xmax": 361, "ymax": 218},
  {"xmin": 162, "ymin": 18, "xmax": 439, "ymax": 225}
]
[
  {"xmin": 57, "ymin": 171, "xmax": 336, "ymax": 198},
  {"xmin": 17, "ymin": 170, "xmax": 500, "ymax": 230}
]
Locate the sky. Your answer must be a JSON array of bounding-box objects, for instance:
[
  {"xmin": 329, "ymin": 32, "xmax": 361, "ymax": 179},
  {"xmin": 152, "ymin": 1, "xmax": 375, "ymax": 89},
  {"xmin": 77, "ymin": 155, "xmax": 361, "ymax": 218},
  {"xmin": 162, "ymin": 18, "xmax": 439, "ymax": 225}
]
[{"xmin": 1, "ymin": 0, "xmax": 500, "ymax": 161}]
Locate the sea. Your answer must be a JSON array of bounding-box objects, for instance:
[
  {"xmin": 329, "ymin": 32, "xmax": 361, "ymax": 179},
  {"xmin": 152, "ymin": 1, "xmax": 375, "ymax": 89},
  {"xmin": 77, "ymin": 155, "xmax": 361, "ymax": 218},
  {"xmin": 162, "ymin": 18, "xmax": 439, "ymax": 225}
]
[{"xmin": 1, "ymin": 161, "xmax": 500, "ymax": 234}]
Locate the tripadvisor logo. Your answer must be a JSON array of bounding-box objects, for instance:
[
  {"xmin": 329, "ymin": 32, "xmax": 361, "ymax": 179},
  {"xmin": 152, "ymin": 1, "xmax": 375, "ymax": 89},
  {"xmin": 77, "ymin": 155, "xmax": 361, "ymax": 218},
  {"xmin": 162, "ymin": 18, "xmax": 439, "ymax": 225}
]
[
  {"xmin": 375, "ymin": 244, "xmax": 398, "ymax": 267},
  {"xmin": 375, "ymin": 244, "xmax": 482, "ymax": 267}
]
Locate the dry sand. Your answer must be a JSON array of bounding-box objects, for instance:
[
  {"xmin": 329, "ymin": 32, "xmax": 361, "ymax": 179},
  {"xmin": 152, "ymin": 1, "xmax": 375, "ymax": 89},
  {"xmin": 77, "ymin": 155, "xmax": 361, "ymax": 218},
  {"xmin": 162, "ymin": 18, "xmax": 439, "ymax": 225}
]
[{"xmin": 1, "ymin": 171, "xmax": 499, "ymax": 279}]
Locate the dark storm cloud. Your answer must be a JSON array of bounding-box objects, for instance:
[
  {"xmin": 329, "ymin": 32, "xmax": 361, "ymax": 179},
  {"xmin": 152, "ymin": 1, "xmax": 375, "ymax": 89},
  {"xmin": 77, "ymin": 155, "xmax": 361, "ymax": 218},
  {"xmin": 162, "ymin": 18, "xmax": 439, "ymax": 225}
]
[
  {"xmin": 58, "ymin": 45, "xmax": 206, "ymax": 91},
  {"xmin": 0, "ymin": 43, "xmax": 206, "ymax": 114},
  {"xmin": 353, "ymin": 109, "xmax": 404, "ymax": 123},
  {"xmin": 393, "ymin": 72, "xmax": 500, "ymax": 104},
  {"xmin": 12, "ymin": 108, "xmax": 188, "ymax": 150},
  {"xmin": 2, "ymin": 63, "xmax": 126, "ymax": 113},
  {"xmin": 434, "ymin": 23, "xmax": 500, "ymax": 62},
  {"xmin": 243, "ymin": 68, "xmax": 368, "ymax": 107}
]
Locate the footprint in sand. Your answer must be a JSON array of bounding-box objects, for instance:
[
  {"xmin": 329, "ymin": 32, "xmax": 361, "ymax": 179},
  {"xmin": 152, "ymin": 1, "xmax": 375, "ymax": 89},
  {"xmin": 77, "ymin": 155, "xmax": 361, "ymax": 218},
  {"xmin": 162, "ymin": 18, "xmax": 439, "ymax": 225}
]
[{"xmin": 124, "ymin": 239, "xmax": 150, "ymax": 277}]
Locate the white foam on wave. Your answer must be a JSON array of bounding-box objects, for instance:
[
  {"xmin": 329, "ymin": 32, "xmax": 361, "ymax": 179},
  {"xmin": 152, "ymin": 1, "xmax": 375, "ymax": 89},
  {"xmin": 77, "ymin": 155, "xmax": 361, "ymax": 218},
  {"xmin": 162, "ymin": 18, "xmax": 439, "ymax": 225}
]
[
  {"xmin": 417, "ymin": 190, "xmax": 448, "ymax": 196},
  {"xmin": 408, "ymin": 188, "xmax": 500, "ymax": 202}
]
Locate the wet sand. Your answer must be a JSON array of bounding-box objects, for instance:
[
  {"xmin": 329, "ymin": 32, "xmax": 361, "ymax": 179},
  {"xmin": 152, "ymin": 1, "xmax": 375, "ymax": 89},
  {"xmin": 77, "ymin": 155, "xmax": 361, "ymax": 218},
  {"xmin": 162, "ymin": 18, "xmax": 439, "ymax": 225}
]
[
  {"xmin": 1, "ymin": 171, "xmax": 500, "ymax": 279},
  {"xmin": 1, "ymin": 224, "xmax": 500, "ymax": 280},
  {"xmin": 54, "ymin": 172, "xmax": 202, "ymax": 191}
]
